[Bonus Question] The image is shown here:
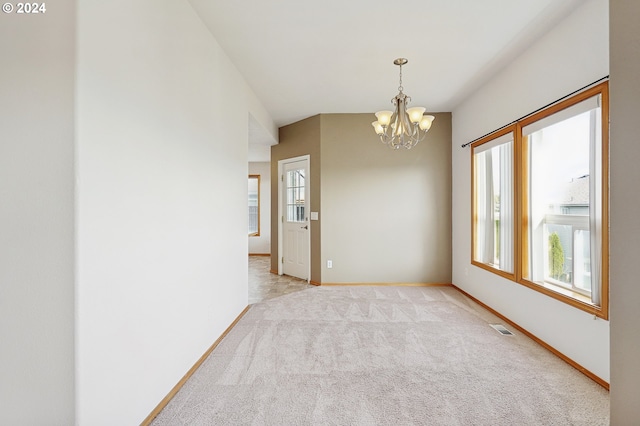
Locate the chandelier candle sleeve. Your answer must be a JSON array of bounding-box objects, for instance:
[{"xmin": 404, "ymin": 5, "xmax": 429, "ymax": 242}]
[{"xmin": 372, "ymin": 58, "xmax": 435, "ymax": 150}]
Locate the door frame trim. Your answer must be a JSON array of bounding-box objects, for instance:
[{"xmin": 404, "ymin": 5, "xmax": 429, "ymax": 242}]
[{"xmin": 277, "ymin": 155, "xmax": 311, "ymax": 281}]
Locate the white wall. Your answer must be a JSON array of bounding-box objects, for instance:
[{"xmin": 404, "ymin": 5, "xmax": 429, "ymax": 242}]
[
  {"xmin": 452, "ymin": 0, "xmax": 610, "ymax": 381},
  {"xmin": 0, "ymin": 2, "xmax": 76, "ymax": 424},
  {"xmin": 610, "ymin": 0, "xmax": 640, "ymax": 422},
  {"xmin": 76, "ymin": 0, "xmax": 263, "ymax": 423},
  {"xmin": 247, "ymin": 101, "xmax": 278, "ymax": 147},
  {"xmin": 249, "ymin": 162, "xmax": 271, "ymax": 254}
]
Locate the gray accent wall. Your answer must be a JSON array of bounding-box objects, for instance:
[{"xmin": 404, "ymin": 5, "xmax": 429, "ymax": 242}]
[
  {"xmin": 320, "ymin": 113, "xmax": 452, "ymax": 284},
  {"xmin": 610, "ymin": 0, "xmax": 640, "ymax": 422},
  {"xmin": 271, "ymin": 113, "xmax": 452, "ymax": 284},
  {"xmin": 272, "ymin": 116, "xmax": 322, "ymax": 282}
]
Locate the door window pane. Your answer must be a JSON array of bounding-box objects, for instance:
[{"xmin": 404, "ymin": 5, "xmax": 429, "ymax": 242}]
[{"xmin": 286, "ymin": 169, "xmax": 305, "ymax": 223}]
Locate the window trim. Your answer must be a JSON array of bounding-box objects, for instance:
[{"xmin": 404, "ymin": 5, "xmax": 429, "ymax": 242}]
[
  {"xmin": 471, "ymin": 124, "xmax": 517, "ymax": 282},
  {"xmin": 248, "ymin": 174, "xmax": 260, "ymax": 237},
  {"xmin": 470, "ymin": 82, "xmax": 609, "ymax": 319}
]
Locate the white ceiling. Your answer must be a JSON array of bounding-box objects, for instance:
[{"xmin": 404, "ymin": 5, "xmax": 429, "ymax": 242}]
[{"xmin": 189, "ymin": 0, "xmax": 583, "ymax": 160}]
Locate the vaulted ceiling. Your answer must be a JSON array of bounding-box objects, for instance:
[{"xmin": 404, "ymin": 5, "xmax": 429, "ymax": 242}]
[{"xmin": 189, "ymin": 0, "xmax": 583, "ymax": 158}]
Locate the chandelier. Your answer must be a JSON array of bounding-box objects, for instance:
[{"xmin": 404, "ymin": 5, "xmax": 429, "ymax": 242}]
[{"xmin": 372, "ymin": 58, "xmax": 435, "ymax": 150}]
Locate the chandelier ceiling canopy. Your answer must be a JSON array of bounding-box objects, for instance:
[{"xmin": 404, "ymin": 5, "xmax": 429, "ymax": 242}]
[{"xmin": 372, "ymin": 58, "xmax": 435, "ymax": 150}]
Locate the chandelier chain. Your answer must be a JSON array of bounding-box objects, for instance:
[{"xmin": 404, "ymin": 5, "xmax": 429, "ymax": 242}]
[{"xmin": 398, "ymin": 63, "xmax": 403, "ymax": 93}]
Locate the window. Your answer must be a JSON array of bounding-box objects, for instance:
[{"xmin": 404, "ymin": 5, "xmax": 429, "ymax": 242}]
[
  {"xmin": 472, "ymin": 127, "xmax": 515, "ymax": 278},
  {"xmin": 471, "ymin": 82, "xmax": 609, "ymax": 318},
  {"xmin": 248, "ymin": 175, "xmax": 260, "ymax": 236},
  {"xmin": 521, "ymin": 85, "xmax": 608, "ymax": 314},
  {"xmin": 285, "ymin": 168, "xmax": 305, "ymax": 223}
]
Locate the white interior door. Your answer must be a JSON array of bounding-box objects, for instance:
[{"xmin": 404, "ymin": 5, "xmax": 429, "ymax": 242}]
[{"xmin": 281, "ymin": 159, "xmax": 309, "ymax": 280}]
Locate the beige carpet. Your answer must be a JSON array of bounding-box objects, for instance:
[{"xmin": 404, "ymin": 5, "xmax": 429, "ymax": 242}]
[{"xmin": 151, "ymin": 286, "xmax": 609, "ymax": 425}]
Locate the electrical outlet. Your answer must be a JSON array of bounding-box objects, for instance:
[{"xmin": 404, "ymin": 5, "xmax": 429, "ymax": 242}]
[{"xmin": 327, "ymin": 260, "xmax": 333, "ymax": 268}]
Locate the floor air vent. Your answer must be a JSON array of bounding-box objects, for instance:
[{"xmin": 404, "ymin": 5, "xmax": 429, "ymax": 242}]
[{"xmin": 490, "ymin": 324, "xmax": 514, "ymax": 336}]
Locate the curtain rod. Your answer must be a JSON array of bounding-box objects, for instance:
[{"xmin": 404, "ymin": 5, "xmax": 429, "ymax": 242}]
[{"xmin": 460, "ymin": 75, "xmax": 609, "ymax": 148}]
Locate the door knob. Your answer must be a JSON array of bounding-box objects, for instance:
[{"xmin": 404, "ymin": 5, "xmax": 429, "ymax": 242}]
[{"xmin": 301, "ymin": 225, "xmax": 308, "ymax": 230}]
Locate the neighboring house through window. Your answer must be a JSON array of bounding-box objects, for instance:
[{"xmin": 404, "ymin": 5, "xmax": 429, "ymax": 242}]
[{"xmin": 471, "ymin": 82, "xmax": 609, "ymax": 319}]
